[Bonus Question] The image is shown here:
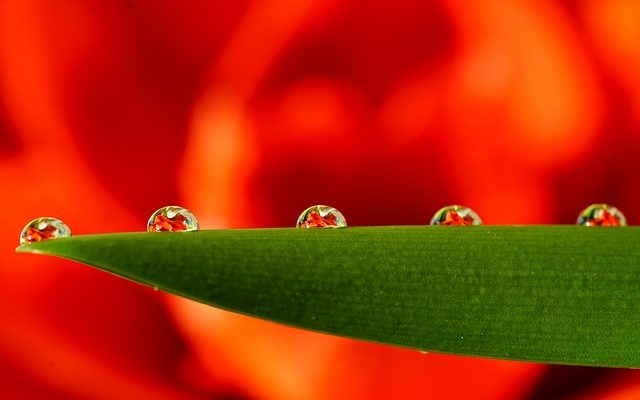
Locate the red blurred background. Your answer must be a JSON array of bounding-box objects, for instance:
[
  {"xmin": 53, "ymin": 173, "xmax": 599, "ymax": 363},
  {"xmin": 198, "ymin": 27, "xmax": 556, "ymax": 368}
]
[{"xmin": 2, "ymin": 0, "xmax": 640, "ymax": 398}]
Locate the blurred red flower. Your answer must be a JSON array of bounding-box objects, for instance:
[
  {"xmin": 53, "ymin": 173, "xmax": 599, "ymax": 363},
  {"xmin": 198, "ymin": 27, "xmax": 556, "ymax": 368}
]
[{"xmin": 2, "ymin": 0, "xmax": 640, "ymax": 398}]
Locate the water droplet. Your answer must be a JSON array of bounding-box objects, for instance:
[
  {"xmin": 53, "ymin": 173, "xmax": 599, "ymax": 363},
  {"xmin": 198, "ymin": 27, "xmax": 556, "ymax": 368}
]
[
  {"xmin": 153, "ymin": 286, "xmax": 159, "ymax": 292},
  {"xmin": 147, "ymin": 206, "xmax": 199, "ymax": 232},
  {"xmin": 577, "ymin": 204, "xmax": 627, "ymax": 226},
  {"xmin": 296, "ymin": 205, "xmax": 347, "ymax": 228},
  {"xmin": 431, "ymin": 205, "xmax": 482, "ymax": 226},
  {"xmin": 20, "ymin": 217, "xmax": 71, "ymax": 244}
]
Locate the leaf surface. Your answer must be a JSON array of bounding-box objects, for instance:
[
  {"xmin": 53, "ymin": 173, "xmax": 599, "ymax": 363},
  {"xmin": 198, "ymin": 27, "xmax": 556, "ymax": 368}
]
[{"xmin": 17, "ymin": 226, "xmax": 640, "ymax": 367}]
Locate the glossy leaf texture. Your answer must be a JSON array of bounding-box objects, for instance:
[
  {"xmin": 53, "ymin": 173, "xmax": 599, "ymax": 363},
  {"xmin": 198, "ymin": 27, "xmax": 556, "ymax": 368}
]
[{"xmin": 16, "ymin": 226, "xmax": 640, "ymax": 368}]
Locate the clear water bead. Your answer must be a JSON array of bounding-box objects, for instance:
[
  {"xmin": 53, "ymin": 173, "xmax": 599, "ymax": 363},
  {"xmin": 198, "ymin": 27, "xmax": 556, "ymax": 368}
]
[
  {"xmin": 147, "ymin": 206, "xmax": 199, "ymax": 232},
  {"xmin": 296, "ymin": 205, "xmax": 347, "ymax": 228},
  {"xmin": 577, "ymin": 204, "xmax": 626, "ymax": 227},
  {"xmin": 20, "ymin": 217, "xmax": 71, "ymax": 244},
  {"xmin": 431, "ymin": 205, "xmax": 482, "ymax": 226}
]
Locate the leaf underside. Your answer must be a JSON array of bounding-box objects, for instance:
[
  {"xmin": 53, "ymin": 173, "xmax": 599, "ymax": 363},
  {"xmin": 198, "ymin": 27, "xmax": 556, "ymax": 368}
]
[{"xmin": 16, "ymin": 226, "xmax": 640, "ymax": 368}]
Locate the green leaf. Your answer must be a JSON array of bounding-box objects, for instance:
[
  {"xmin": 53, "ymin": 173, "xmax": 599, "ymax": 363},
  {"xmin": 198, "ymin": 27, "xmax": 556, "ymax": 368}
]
[{"xmin": 16, "ymin": 226, "xmax": 640, "ymax": 367}]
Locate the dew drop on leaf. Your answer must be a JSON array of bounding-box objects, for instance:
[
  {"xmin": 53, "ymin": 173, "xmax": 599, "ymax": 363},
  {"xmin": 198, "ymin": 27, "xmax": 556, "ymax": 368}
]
[
  {"xmin": 20, "ymin": 217, "xmax": 71, "ymax": 244},
  {"xmin": 577, "ymin": 204, "xmax": 626, "ymax": 226},
  {"xmin": 296, "ymin": 205, "xmax": 347, "ymax": 228},
  {"xmin": 147, "ymin": 206, "xmax": 199, "ymax": 232},
  {"xmin": 430, "ymin": 205, "xmax": 482, "ymax": 226}
]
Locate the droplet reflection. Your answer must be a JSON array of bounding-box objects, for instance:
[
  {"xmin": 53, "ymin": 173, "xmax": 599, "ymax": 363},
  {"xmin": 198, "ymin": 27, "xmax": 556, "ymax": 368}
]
[
  {"xmin": 147, "ymin": 206, "xmax": 199, "ymax": 232},
  {"xmin": 20, "ymin": 217, "xmax": 71, "ymax": 244},
  {"xmin": 430, "ymin": 205, "xmax": 482, "ymax": 226},
  {"xmin": 577, "ymin": 204, "xmax": 626, "ymax": 226},
  {"xmin": 296, "ymin": 205, "xmax": 347, "ymax": 228}
]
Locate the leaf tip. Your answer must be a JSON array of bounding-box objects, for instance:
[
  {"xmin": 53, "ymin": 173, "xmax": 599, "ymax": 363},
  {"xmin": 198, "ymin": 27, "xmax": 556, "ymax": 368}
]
[{"xmin": 15, "ymin": 242, "xmax": 46, "ymax": 255}]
